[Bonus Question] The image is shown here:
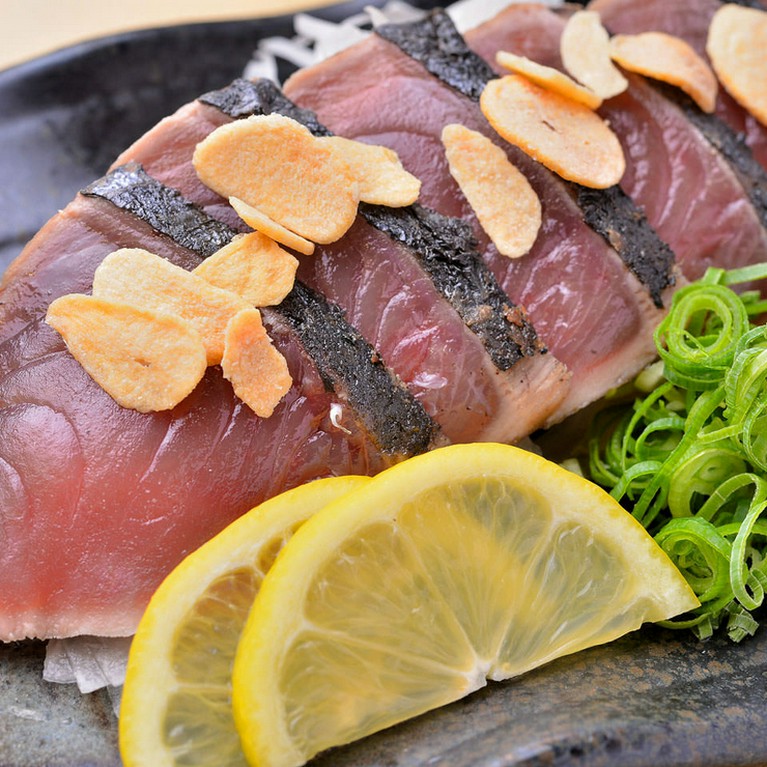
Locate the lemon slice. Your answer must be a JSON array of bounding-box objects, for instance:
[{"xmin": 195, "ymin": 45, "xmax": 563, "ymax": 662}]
[
  {"xmin": 232, "ymin": 443, "xmax": 698, "ymax": 767},
  {"xmin": 118, "ymin": 475, "xmax": 370, "ymax": 767}
]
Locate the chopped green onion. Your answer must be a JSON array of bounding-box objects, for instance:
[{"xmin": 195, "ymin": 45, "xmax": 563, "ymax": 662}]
[{"xmin": 586, "ymin": 265, "xmax": 767, "ymax": 641}]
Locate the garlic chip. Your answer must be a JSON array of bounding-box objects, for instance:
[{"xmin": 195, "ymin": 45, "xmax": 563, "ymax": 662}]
[
  {"xmin": 707, "ymin": 4, "xmax": 767, "ymax": 127},
  {"xmin": 480, "ymin": 74, "xmax": 626, "ymax": 189},
  {"xmin": 193, "ymin": 232, "xmax": 299, "ymax": 307},
  {"xmin": 46, "ymin": 294, "xmax": 207, "ymax": 413},
  {"xmin": 442, "ymin": 124, "xmax": 541, "ymax": 259},
  {"xmin": 318, "ymin": 136, "xmax": 421, "ymax": 207},
  {"xmin": 230, "ymin": 196, "xmax": 316, "ymax": 256},
  {"xmin": 560, "ymin": 10, "xmax": 628, "ymax": 100},
  {"xmin": 92, "ymin": 248, "xmax": 250, "ymax": 366},
  {"xmin": 609, "ymin": 32, "xmax": 718, "ymax": 114},
  {"xmin": 193, "ymin": 114, "xmax": 359, "ymax": 244},
  {"xmin": 221, "ymin": 308, "xmax": 292, "ymax": 418},
  {"xmin": 495, "ymin": 50, "xmax": 602, "ymax": 110}
]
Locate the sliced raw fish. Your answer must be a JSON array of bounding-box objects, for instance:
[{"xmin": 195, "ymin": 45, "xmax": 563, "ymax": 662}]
[
  {"xmin": 0, "ymin": 183, "xmax": 426, "ymax": 639},
  {"xmin": 0, "ymin": 72, "xmax": 565, "ymax": 639},
  {"xmin": 284, "ymin": 22, "xmax": 670, "ymax": 420},
  {"xmin": 115, "ymin": 82, "xmax": 569, "ymax": 443},
  {"xmin": 466, "ymin": 2, "xmax": 767, "ymax": 281},
  {"xmin": 589, "ymin": 0, "xmax": 767, "ymax": 170}
]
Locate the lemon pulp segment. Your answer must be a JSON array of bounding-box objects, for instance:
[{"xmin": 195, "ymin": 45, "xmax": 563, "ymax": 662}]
[
  {"xmin": 118, "ymin": 475, "xmax": 370, "ymax": 767},
  {"xmin": 232, "ymin": 443, "xmax": 699, "ymax": 767}
]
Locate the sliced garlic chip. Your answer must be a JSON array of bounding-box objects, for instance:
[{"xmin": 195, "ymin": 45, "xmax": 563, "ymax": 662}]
[
  {"xmin": 46, "ymin": 294, "xmax": 207, "ymax": 413},
  {"xmin": 221, "ymin": 308, "xmax": 293, "ymax": 418},
  {"xmin": 319, "ymin": 136, "xmax": 421, "ymax": 207},
  {"xmin": 193, "ymin": 114, "xmax": 359, "ymax": 244},
  {"xmin": 707, "ymin": 4, "xmax": 767, "ymax": 126},
  {"xmin": 609, "ymin": 31, "xmax": 718, "ymax": 114},
  {"xmin": 560, "ymin": 10, "xmax": 628, "ymax": 100},
  {"xmin": 481, "ymin": 74, "xmax": 626, "ymax": 189},
  {"xmin": 194, "ymin": 232, "xmax": 299, "ymax": 307},
  {"xmin": 230, "ymin": 196, "xmax": 316, "ymax": 256},
  {"xmin": 442, "ymin": 124, "xmax": 541, "ymax": 259},
  {"xmin": 92, "ymin": 248, "xmax": 250, "ymax": 366},
  {"xmin": 496, "ymin": 49, "xmax": 602, "ymax": 109}
]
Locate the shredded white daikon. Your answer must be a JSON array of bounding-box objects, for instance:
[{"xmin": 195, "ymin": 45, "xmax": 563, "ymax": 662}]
[
  {"xmin": 44, "ymin": 635, "xmax": 132, "ymax": 713},
  {"xmin": 449, "ymin": 0, "xmax": 563, "ymax": 33},
  {"xmin": 244, "ymin": 1, "xmax": 426, "ymax": 80},
  {"xmin": 244, "ymin": 0, "xmax": 564, "ymax": 83}
]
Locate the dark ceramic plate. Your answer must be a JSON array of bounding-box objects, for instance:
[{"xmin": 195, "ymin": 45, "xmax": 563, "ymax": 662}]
[{"xmin": 1, "ymin": 4, "xmax": 767, "ymax": 766}]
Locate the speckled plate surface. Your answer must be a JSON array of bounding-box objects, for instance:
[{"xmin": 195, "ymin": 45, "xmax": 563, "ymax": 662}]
[{"xmin": 1, "ymin": 3, "xmax": 767, "ymax": 766}]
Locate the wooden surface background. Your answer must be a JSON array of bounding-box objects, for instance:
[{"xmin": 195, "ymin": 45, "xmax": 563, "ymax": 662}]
[{"xmin": 0, "ymin": 0, "xmax": 336, "ymax": 71}]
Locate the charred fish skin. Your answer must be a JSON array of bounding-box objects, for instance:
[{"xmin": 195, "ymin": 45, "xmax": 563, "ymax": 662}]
[
  {"xmin": 372, "ymin": 8, "xmax": 496, "ymax": 100},
  {"xmin": 82, "ymin": 162, "xmax": 237, "ymax": 257},
  {"xmin": 377, "ymin": 8, "xmax": 677, "ymax": 308},
  {"xmin": 359, "ymin": 202, "xmax": 545, "ymax": 367},
  {"xmin": 80, "ymin": 162, "xmax": 441, "ymax": 459},
  {"xmin": 199, "ymin": 76, "xmax": 548, "ymax": 373},
  {"xmin": 645, "ymin": 81, "xmax": 767, "ymax": 232},
  {"xmin": 200, "ymin": 77, "xmax": 333, "ymax": 136},
  {"xmin": 573, "ymin": 185, "xmax": 675, "ymax": 308},
  {"xmin": 273, "ymin": 282, "xmax": 443, "ymax": 457}
]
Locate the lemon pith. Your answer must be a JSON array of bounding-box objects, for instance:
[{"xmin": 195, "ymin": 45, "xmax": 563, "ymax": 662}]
[
  {"xmin": 118, "ymin": 475, "xmax": 370, "ymax": 767},
  {"xmin": 232, "ymin": 443, "xmax": 699, "ymax": 767}
]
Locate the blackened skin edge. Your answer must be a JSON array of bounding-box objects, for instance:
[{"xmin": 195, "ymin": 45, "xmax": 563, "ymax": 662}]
[
  {"xmin": 651, "ymin": 82, "xmax": 767, "ymax": 232},
  {"xmin": 376, "ymin": 9, "xmax": 496, "ymax": 100},
  {"xmin": 201, "ymin": 76, "xmax": 544, "ymax": 367},
  {"xmin": 360, "ymin": 202, "xmax": 543, "ymax": 366},
  {"xmin": 275, "ymin": 282, "xmax": 440, "ymax": 456},
  {"xmin": 82, "ymin": 162, "xmax": 237, "ymax": 258},
  {"xmin": 574, "ymin": 185, "xmax": 672, "ymax": 307},
  {"xmin": 80, "ymin": 162, "xmax": 439, "ymax": 457},
  {"xmin": 200, "ymin": 78, "xmax": 333, "ymax": 136},
  {"xmin": 377, "ymin": 8, "xmax": 676, "ymax": 307}
]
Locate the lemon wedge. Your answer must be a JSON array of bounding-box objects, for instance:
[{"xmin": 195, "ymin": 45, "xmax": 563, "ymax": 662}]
[
  {"xmin": 118, "ymin": 475, "xmax": 370, "ymax": 767},
  {"xmin": 232, "ymin": 443, "xmax": 698, "ymax": 767}
]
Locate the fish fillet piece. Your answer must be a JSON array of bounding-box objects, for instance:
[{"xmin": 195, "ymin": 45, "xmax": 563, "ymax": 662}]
[
  {"xmin": 589, "ymin": 0, "xmax": 767, "ymax": 171},
  {"xmin": 0, "ymin": 70, "xmax": 569, "ymax": 639},
  {"xmin": 114, "ymin": 86, "xmax": 569, "ymax": 444},
  {"xmin": 284, "ymin": 25, "xmax": 668, "ymax": 421},
  {"xmin": 467, "ymin": 2, "xmax": 767, "ymax": 281},
  {"xmin": 0, "ymin": 193, "xmax": 405, "ymax": 640}
]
